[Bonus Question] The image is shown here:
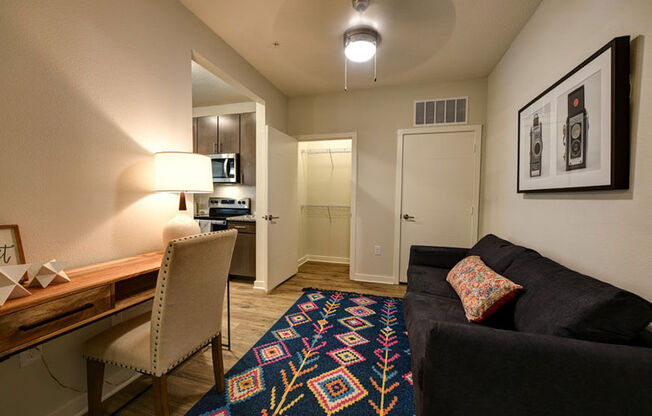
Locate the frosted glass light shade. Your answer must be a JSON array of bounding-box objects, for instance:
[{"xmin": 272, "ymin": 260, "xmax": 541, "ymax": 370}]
[
  {"xmin": 154, "ymin": 152, "xmax": 213, "ymax": 193},
  {"xmin": 345, "ymin": 39, "xmax": 376, "ymax": 62}
]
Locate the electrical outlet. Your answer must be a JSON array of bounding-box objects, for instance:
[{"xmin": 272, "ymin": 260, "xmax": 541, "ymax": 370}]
[
  {"xmin": 111, "ymin": 313, "xmax": 123, "ymax": 326},
  {"xmin": 19, "ymin": 347, "xmax": 41, "ymax": 368},
  {"xmin": 374, "ymin": 245, "xmax": 382, "ymax": 256}
]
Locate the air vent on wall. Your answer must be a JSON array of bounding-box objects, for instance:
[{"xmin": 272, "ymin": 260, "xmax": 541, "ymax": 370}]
[{"xmin": 414, "ymin": 97, "xmax": 468, "ymax": 126}]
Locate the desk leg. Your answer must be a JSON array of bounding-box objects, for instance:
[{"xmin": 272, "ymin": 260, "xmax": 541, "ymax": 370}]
[{"xmin": 222, "ymin": 277, "xmax": 231, "ymax": 351}]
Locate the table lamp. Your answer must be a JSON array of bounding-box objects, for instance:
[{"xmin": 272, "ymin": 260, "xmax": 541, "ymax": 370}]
[{"xmin": 154, "ymin": 152, "xmax": 213, "ymax": 246}]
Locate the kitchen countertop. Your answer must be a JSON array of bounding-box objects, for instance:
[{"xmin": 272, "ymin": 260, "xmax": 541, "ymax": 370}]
[{"xmin": 227, "ymin": 215, "xmax": 256, "ymax": 223}]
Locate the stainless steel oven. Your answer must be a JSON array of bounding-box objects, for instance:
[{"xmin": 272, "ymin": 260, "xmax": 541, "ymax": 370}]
[{"xmin": 210, "ymin": 153, "xmax": 240, "ymax": 183}]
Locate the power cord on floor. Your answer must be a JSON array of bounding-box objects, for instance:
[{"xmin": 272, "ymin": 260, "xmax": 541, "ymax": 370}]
[
  {"xmin": 40, "ymin": 349, "xmax": 137, "ymax": 392},
  {"xmin": 40, "ymin": 351, "xmax": 86, "ymax": 393}
]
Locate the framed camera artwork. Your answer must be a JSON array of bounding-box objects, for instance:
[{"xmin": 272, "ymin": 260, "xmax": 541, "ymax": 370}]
[{"xmin": 517, "ymin": 36, "xmax": 630, "ymax": 193}]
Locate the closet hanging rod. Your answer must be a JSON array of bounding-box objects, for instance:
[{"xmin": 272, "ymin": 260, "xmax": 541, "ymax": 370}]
[{"xmin": 301, "ymin": 148, "xmax": 351, "ymax": 154}]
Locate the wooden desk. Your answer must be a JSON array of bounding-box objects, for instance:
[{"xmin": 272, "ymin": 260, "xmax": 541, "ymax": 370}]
[{"xmin": 0, "ymin": 251, "xmax": 163, "ymax": 360}]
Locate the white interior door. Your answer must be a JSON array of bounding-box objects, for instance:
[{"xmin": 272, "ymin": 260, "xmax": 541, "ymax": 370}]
[
  {"xmin": 264, "ymin": 126, "xmax": 299, "ymax": 290},
  {"xmin": 397, "ymin": 126, "xmax": 481, "ymax": 282}
]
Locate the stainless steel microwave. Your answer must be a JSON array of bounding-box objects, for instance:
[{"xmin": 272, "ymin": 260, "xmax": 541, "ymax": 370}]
[{"xmin": 210, "ymin": 153, "xmax": 240, "ymax": 183}]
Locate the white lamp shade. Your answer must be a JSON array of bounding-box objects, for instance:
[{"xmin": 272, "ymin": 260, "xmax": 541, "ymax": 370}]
[{"xmin": 154, "ymin": 152, "xmax": 213, "ymax": 193}]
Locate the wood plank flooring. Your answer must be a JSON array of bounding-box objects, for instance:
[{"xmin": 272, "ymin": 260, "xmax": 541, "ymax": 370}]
[{"xmin": 98, "ymin": 262, "xmax": 406, "ymax": 415}]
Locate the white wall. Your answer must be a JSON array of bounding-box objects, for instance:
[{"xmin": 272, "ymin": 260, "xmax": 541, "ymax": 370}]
[
  {"xmin": 288, "ymin": 79, "xmax": 487, "ymax": 281},
  {"xmin": 298, "ymin": 140, "xmax": 352, "ymax": 263},
  {"xmin": 192, "ymin": 101, "xmax": 257, "ymax": 118},
  {"xmin": 0, "ymin": 1, "xmax": 286, "ymax": 415},
  {"xmin": 481, "ymin": 0, "xmax": 652, "ymax": 300}
]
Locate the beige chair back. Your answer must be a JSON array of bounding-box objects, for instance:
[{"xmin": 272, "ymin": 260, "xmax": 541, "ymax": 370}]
[{"xmin": 149, "ymin": 230, "xmax": 237, "ymax": 376}]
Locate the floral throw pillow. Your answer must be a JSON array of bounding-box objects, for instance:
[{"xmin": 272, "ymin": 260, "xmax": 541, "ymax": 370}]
[{"xmin": 446, "ymin": 256, "xmax": 523, "ymax": 322}]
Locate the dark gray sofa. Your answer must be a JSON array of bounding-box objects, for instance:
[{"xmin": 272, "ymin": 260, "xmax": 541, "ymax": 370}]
[{"xmin": 404, "ymin": 234, "xmax": 652, "ymax": 416}]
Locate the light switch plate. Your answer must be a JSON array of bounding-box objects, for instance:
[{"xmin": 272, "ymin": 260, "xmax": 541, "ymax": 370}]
[{"xmin": 374, "ymin": 245, "xmax": 381, "ymax": 256}]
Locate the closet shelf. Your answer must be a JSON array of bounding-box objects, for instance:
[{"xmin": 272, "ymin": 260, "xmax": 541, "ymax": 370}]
[{"xmin": 301, "ymin": 204, "xmax": 350, "ymax": 209}]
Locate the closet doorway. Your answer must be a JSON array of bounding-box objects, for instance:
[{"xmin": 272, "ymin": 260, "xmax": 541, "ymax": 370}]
[{"xmin": 296, "ymin": 133, "xmax": 356, "ymax": 277}]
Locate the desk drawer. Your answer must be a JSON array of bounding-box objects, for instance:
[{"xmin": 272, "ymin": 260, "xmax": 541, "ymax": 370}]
[{"xmin": 0, "ymin": 286, "xmax": 112, "ymax": 352}]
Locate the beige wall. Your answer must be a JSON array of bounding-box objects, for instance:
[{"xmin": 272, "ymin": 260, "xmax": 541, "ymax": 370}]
[
  {"xmin": 481, "ymin": 0, "xmax": 652, "ymax": 300},
  {"xmin": 298, "ymin": 140, "xmax": 352, "ymax": 263},
  {"xmin": 0, "ymin": 1, "xmax": 286, "ymax": 415},
  {"xmin": 288, "ymin": 79, "xmax": 487, "ymax": 280}
]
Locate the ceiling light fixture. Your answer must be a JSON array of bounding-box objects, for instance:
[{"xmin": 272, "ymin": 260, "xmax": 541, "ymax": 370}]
[{"xmin": 343, "ymin": 0, "xmax": 379, "ymax": 91}]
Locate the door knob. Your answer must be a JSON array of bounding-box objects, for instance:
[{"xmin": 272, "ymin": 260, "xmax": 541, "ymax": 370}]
[
  {"xmin": 263, "ymin": 215, "xmax": 279, "ymax": 221},
  {"xmin": 403, "ymin": 214, "xmax": 415, "ymax": 221}
]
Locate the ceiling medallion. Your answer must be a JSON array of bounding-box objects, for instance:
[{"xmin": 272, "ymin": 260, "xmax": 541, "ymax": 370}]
[{"xmin": 344, "ymin": 0, "xmax": 379, "ymax": 91}]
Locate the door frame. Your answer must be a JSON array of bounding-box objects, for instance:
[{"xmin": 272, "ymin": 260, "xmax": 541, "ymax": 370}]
[
  {"xmin": 393, "ymin": 125, "xmax": 483, "ymax": 284},
  {"xmin": 295, "ymin": 132, "xmax": 358, "ymax": 281}
]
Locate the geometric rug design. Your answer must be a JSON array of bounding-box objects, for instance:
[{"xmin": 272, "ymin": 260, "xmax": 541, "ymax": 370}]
[{"xmin": 186, "ymin": 289, "xmax": 414, "ymax": 416}]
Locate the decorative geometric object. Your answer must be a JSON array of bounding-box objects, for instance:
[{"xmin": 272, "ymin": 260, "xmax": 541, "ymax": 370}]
[
  {"xmin": 227, "ymin": 367, "xmax": 265, "ymax": 404},
  {"xmin": 344, "ymin": 305, "xmax": 375, "ymax": 317},
  {"xmin": 338, "ymin": 316, "xmax": 373, "ymax": 331},
  {"xmin": 350, "ymin": 296, "xmax": 376, "ymax": 306},
  {"xmin": 187, "ymin": 290, "xmax": 414, "ymax": 416},
  {"xmin": 285, "ymin": 312, "xmax": 311, "ymax": 327},
  {"xmin": 307, "ymin": 366, "xmax": 368, "ymax": 414},
  {"xmin": 0, "ymin": 264, "xmax": 31, "ymax": 306},
  {"xmin": 272, "ymin": 327, "xmax": 300, "ymax": 341},
  {"xmin": 253, "ymin": 341, "xmax": 291, "ymax": 367},
  {"xmin": 326, "ymin": 347, "xmax": 366, "ymax": 367},
  {"xmin": 27, "ymin": 259, "xmax": 70, "ymax": 288},
  {"xmin": 334, "ymin": 331, "xmax": 369, "ymax": 347}
]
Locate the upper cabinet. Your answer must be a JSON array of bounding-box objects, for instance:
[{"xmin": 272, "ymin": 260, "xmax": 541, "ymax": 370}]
[
  {"xmin": 218, "ymin": 114, "xmax": 241, "ymax": 154},
  {"xmin": 193, "ymin": 112, "xmax": 256, "ymax": 186},
  {"xmin": 194, "ymin": 116, "xmax": 218, "ymax": 154},
  {"xmin": 240, "ymin": 112, "xmax": 256, "ymax": 186}
]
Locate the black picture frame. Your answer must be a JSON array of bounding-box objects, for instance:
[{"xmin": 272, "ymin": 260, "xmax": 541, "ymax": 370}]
[{"xmin": 517, "ymin": 36, "xmax": 630, "ymax": 193}]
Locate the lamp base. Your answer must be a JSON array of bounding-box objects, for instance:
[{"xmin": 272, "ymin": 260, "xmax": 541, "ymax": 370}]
[{"xmin": 162, "ymin": 213, "xmax": 201, "ymax": 247}]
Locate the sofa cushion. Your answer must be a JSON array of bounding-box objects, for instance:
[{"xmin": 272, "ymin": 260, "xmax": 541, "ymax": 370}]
[
  {"xmin": 468, "ymin": 234, "xmax": 527, "ymax": 273},
  {"xmin": 504, "ymin": 251, "xmax": 652, "ymax": 344},
  {"xmin": 407, "ymin": 265, "xmax": 459, "ymax": 299},
  {"xmin": 403, "ymin": 292, "xmax": 468, "ymax": 390},
  {"xmin": 447, "ymin": 256, "xmax": 523, "ymax": 322}
]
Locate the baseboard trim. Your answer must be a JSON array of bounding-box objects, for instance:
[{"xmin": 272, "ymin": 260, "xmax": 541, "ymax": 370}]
[
  {"xmin": 351, "ymin": 273, "xmax": 396, "ymax": 285},
  {"xmin": 300, "ymin": 255, "xmax": 350, "ymax": 265},
  {"xmin": 253, "ymin": 279, "xmax": 267, "ymax": 292},
  {"xmin": 297, "ymin": 255, "xmax": 309, "ymax": 268}
]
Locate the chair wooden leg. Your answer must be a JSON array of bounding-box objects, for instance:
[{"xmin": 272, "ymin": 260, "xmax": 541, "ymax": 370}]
[
  {"xmin": 152, "ymin": 374, "xmax": 169, "ymax": 416},
  {"xmin": 86, "ymin": 359, "xmax": 105, "ymax": 416},
  {"xmin": 212, "ymin": 334, "xmax": 225, "ymax": 393}
]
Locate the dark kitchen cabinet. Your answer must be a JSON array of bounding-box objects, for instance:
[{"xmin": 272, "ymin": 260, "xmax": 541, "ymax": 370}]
[
  {"xmin": 240, "ymin": 112, "xmax": 256, "ymax": 185},
  {"xmin": 218, "ymin": 114, "xmax": 240, "ymax": 154},
  {"xmin": 227, "ymin": 221, "xmax": 256, "ymax": 277},
  {"xmin": 194, "ymin": 116, "xmax": 218, "ymax": 154}
]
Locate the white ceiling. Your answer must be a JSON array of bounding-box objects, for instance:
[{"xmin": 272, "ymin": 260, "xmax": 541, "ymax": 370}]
[
  {"xmin": 182, "ymin": 0, "xmax": 541, "ymax": 97},
  {"xmin": 191, "ymin": 61, "xmax": 252, "ymax": 106}
]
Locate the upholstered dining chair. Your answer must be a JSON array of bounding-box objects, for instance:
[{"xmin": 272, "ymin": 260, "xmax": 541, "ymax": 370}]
[{"xmin": 83, "ymin": 230, "xmax": 237, "ymax": 416}]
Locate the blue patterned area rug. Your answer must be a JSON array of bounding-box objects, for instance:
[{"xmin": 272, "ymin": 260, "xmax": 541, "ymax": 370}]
[{"xmin": 187, "ymin": 289, "xmax": 415, "ymax": 416}]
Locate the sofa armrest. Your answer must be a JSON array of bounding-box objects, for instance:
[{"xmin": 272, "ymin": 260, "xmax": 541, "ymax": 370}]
[
  {"xmin": 422, "ymin": 321, "xmax": 652, "ymax": 416},
  {"xmin": 408, "ymin": 245, "xmax": 468, "ymax": 269}
]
